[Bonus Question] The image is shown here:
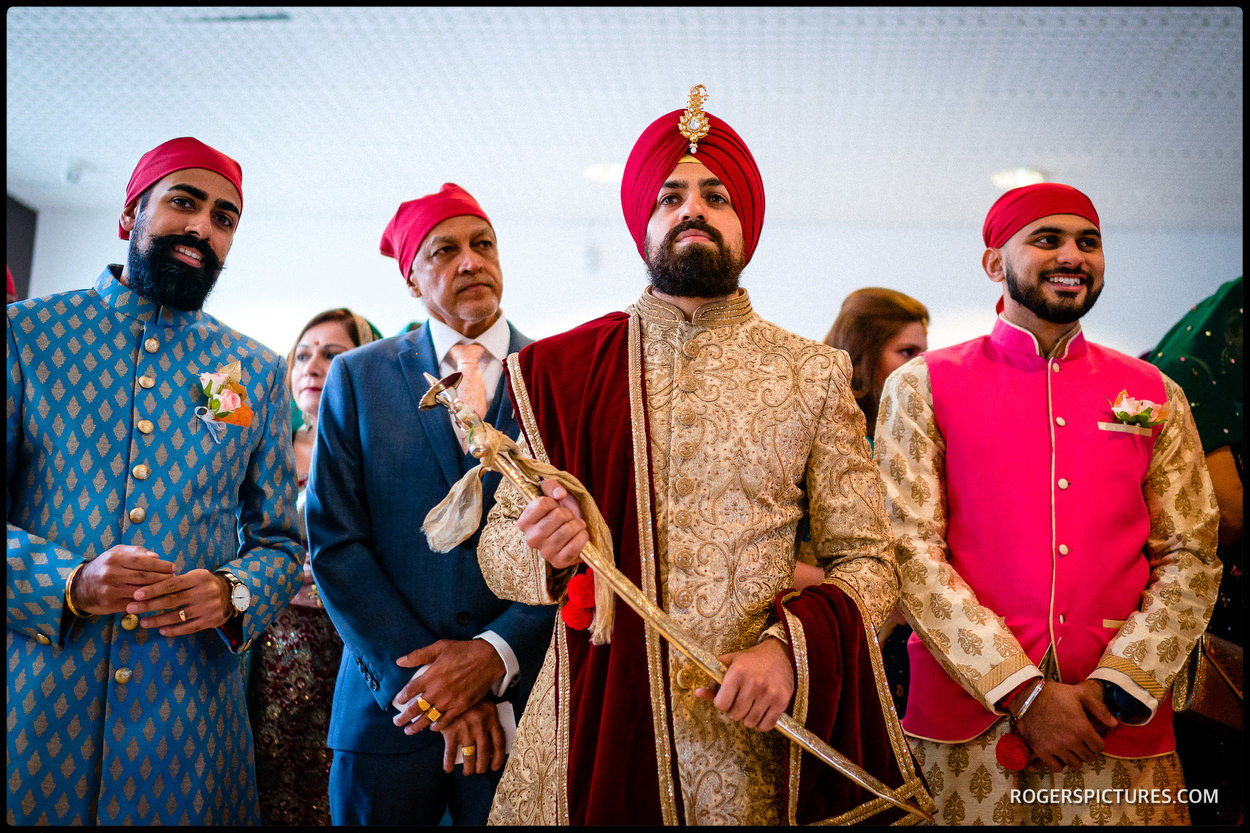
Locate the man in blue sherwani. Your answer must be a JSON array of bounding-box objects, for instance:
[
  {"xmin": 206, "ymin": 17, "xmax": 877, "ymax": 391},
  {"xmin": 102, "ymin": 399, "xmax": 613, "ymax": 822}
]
[
  {"xmin": 6, "ymin": 137, "xmax": 304, "ymax": 824},
  {"xmin": 307, "ymin": 183, "xmax": 555, "ymax": 825}
]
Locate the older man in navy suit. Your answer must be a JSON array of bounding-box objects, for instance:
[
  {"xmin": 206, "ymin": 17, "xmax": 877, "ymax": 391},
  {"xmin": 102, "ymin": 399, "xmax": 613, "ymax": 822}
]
[{"xmin": 307, "ymin": 183, "xmax": 554, "ymax": 825}]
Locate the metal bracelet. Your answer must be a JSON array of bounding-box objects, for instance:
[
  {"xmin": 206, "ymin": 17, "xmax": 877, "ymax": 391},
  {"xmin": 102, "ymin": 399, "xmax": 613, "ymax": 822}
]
[
  {"xmin": 64, "ymin": 562, "xmax": 90, "ymax": 619},
  {"xmin": 1012, "ymin": 678, "xmax": 1046, "ymax": 723}
]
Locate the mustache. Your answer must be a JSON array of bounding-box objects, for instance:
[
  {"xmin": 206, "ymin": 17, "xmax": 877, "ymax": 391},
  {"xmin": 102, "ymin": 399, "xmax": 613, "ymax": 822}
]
[
  {"xmin": 1043, "ymin": 267, "xmax": 1092, "ymax": 280},
  {"xmin": 153, "ymin": 233, "xmax": 220, "ymax": 272},
  {"xmin": 664, "ymin": 218, "xmax": 726, "ymax": 249}
]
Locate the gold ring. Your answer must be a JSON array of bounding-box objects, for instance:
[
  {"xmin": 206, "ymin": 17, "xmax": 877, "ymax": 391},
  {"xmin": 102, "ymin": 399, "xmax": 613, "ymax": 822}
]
[
  {"xmin": 462, "ymin": 745, "xmax": 476, "ymax": 757},
  {"xmin": 178, "ymin": 608, "xmax": 187, "ymax": 622},
  {"xmin": 426, "ymin": 707, "xmax": 442, "ymax": 723},
  {"xmin": 416, "ymin": 695, "xmax": 431, "ymax": 712}
]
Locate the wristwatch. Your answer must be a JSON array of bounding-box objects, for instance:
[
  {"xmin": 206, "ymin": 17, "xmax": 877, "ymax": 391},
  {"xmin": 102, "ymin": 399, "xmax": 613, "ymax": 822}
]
[{"xmin": 217, "ymin": 570, "xmax": 251, "ymax": 619}]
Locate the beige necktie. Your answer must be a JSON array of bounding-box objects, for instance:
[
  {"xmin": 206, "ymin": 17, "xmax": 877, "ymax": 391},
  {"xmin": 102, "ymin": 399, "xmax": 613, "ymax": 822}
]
[{"xmin": 448, "ymin": 342, "xmax": 488, "ymax": 451}]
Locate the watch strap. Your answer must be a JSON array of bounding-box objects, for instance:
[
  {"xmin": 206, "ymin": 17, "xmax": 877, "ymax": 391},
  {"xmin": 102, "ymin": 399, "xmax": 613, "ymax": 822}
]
[{"xmin": 216, "ymin": 570, "xmax": 245, "ymax": 618}]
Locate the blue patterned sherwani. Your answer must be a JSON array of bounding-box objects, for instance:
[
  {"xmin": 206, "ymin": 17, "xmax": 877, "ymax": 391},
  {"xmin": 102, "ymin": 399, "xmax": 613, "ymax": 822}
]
[{"xmin": 6, "ymin": 267, "xmax": 304, "ymax": 825}]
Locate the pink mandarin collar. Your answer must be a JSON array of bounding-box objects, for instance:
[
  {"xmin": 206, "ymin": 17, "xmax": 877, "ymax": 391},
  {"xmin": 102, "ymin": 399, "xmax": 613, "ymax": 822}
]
[{"xmin": 990, "ymin": 314, "xmax": 1086, "ymax": 361}]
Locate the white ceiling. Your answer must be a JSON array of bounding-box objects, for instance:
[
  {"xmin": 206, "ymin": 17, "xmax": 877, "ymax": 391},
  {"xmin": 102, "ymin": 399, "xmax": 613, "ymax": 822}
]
[{"xmin": 5, "ymin": 6, "xmax": 1244, "ymax": 235}]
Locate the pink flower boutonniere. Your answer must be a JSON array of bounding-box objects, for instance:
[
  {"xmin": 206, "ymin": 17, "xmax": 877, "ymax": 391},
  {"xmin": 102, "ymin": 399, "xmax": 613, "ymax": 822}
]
[
  {"xmin": 195, "ymin": 360, "xmax": 254, "ymax": 443},
  {"xmin": 1110, "ymin": 389, "xmax": 1168, "ymax": 427},
  {"xmin": 1098, "ymin": 390, "xmax": 1169, "ymax": 436}
]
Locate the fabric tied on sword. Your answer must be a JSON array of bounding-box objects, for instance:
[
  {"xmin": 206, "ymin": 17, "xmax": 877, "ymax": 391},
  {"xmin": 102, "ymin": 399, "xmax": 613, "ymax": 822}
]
[{"xmin": 421, "ymin": 419, "xmax": 618, "ymax": 644}]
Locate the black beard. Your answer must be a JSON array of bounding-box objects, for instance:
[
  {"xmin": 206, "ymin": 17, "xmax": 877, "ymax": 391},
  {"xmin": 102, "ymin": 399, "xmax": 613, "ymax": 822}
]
[
  {"xmin": 126, "ymin": 232, "xmax": 223, "ymax": 311},
  {"xmin": 645, "ymin": 219, "xmax": 744, "ymax": 298},
  {"xmin": 1004, "ymin": 262, "xmax": 1101, "ymax": 325}
]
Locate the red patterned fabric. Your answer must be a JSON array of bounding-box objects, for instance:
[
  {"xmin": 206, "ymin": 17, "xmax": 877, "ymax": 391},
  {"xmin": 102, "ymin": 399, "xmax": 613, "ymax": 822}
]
[
  {"xmin": 620, "ymin": 109, "xmax": 765, "ymax": 264},
  {"xmin": 121, "ymin": 137, "xmax": 243, "ymax": 239}
]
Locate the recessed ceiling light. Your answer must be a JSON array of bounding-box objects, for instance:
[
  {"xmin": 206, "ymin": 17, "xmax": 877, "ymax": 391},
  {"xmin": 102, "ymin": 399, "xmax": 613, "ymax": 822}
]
[
  {"xmin": 992, "ymin": 167, "xmax": 1046, "ymax": 190},
  {"xmin": 583, "ymin": 163, "xmax": 624, "ymax": 184}
]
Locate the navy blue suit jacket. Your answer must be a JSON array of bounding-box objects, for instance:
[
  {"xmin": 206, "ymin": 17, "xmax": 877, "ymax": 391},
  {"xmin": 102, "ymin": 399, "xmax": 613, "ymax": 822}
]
[{"xmin": 307, "ymin": 321, "xmax": 554, "ymax": 753}]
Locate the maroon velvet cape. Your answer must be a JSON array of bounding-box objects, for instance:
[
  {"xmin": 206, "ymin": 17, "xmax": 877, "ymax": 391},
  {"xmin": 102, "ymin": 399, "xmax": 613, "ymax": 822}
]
[{"xmin": 510, "ymin": 312, "xmax": 916, "ymax": 825}]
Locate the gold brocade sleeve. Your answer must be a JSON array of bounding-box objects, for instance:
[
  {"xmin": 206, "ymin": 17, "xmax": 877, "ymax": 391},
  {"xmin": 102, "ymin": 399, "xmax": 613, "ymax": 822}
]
[
  {"xmin": 1089, "ymin": 374, "xmax": 1222, "ymax": 715},
  {"xmin": 874, "ymin": 357, "xmax": 1036, "ymax": 710},
  {"xmin": 478, "ymin": 428, "xmax": 568, "ymax": 607},
  {"xmin": 806, "ymin": 349, "xmax": 900, "ymax": 629}
]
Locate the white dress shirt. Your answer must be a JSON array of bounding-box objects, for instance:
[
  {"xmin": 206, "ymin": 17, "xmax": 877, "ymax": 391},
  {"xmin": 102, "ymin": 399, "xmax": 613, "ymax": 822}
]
[{"xmin": 422, "ymin": 313, "xmax": 519, "ymax": 695}]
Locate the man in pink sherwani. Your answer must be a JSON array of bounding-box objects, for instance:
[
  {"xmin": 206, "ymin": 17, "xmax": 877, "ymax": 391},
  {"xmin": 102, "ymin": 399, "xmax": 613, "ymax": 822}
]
[{"xmin": 875, "ymin": 183, "xmax": 1221, "ymax": 825}]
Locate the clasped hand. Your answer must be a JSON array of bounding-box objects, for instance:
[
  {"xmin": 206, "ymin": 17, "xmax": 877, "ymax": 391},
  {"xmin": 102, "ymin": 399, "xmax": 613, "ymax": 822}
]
[
  {"xmin": 393, "ymin": 639, "xmax": 508, "ymax": 775},
  {"xmin": 74, "ymin": 544, "xmax": 230, "ymax": 635},
  {"xmin": 1014, "ymin": 679, "xmax": 1118, "ymax": 772}
]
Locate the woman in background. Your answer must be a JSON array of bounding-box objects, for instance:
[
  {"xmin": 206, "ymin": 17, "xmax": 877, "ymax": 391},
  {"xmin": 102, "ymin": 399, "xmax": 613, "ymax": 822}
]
[
  {"xmin": 824, "ymin": 287, "xmax": 930, "ymax": 433},
  {"xmin": 797, "ymin": 287, "xmax": 929, "ymax": 718},
  {"xmin": 249, "ymin": 308, "xmax": 381, "ymax": 826}
]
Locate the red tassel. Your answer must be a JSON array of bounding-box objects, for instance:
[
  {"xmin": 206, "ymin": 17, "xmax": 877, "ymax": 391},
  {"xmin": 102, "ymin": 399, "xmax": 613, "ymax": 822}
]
[
  {"xmin": 995, "ymin": 730, "xmax": 1031, "ymax": 771},
  {"xmin": 567, "ymin": 570, "xmax": 596, "ymax": 608},
  {"xmin": 561, "ymin": 601, "xmax": 594, "ymax": 631}
]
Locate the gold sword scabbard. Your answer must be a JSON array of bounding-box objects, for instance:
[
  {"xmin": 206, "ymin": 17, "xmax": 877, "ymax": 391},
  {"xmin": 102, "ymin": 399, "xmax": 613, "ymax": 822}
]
[{"xmin": 420, "ymin": 372, "xmax": 933, "ymax": 823}]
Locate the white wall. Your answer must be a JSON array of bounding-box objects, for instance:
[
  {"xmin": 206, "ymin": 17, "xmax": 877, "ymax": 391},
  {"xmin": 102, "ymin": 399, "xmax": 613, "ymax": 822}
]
[{"xmin": 28, "ymin": 206, "xmax": 1243, "ymax": 363}]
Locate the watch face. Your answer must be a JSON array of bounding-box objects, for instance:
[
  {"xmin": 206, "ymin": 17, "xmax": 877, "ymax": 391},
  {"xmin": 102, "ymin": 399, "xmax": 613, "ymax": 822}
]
[{"xmin": 231, "ymin": 583, "xmax": 251, "ymax": 612}]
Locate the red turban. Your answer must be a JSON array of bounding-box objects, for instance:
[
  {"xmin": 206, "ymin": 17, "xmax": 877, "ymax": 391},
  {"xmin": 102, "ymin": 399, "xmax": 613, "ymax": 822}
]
[
  {"xmin": 120, "ymin": 137, "xmax": 243, "ymax": 239},
  {"xmin": 621, "ymin": 109, "xmax": 765, "ymax": 264},
  {"xmin": 380, "ymin": 183, "xmax": 492, "ymax": 280},
  {"xmin": 982, "ymin": 183, "xmax": 1099, "ymax": 248}
]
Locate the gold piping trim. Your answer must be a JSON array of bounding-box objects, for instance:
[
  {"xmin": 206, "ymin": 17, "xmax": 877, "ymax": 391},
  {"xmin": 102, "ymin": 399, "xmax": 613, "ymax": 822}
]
[
  {"xmin": 627, "ymin": 310, "xmax": 679, "ymax": 825},
  {"xmin": 783, "ymin": 608, "xmax": 809, "ymax": 827},
  {"xmin": 827, "ymin": 576, "xmax": 935, "ymax": 821},
  {"xmin": 510, "ymin": 354, "xmax": 571, "ymax": 823},
  {"xmin": 505, "ymin": 353, "xmax": 550, "ymax": 465},
  {"xmin": 976, "ymin": 651, "xmax": 1034, "ymax": 696},
  {"xmin": 506, "ymin": 354, "xmax": 558, "ymax": 602},
  {"xmin": 1100, "ymin": 654, "xmax": 1168, "ymax": 700},
  {"xmin": 555, "ymin": 615, "xmax": 571, "ymax": 824}
]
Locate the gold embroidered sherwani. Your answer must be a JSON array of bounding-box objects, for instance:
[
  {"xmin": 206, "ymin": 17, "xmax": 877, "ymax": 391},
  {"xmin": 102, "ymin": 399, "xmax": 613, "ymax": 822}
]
[{"xmin": 479, "ymin": 289, "xmax": 904, "ymax": 825}]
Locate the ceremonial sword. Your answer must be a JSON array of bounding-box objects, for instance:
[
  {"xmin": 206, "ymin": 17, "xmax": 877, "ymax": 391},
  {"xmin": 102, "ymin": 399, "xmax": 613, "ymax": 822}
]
[{"xmin": 421, "ymin": 372, "xmax": 933, "ymax": 823}]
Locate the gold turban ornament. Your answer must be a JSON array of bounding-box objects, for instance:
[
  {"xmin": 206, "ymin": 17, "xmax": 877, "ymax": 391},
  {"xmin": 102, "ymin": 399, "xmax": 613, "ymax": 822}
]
[{"xmin": 677, "ymin": 84, "xmax": 710, "ymax": 154}]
